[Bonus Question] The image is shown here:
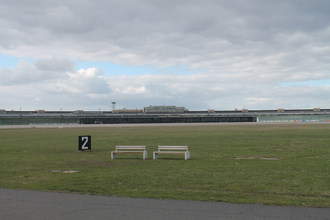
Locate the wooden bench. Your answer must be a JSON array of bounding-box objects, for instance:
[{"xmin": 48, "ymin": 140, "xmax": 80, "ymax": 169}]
[
  {"xmin": 153, "ymin": 146, "xmax": 190, "ymax": 160},
  {"xmin": 111, "ymin": 146, "xmax": 147, "ymax": 160}
]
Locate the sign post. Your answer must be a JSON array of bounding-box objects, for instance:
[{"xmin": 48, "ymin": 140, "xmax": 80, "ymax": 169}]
[{"xmin": 78, "ymin": 135, "xmax": 91, "ymax": 151}]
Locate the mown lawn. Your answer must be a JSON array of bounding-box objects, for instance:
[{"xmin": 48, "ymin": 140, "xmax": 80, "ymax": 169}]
[{"xmin": 0, "ymin": 123, "xmax": 329, "ymax": 207}]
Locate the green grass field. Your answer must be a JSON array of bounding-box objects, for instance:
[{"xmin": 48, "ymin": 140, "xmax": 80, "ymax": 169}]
[{"xmin": 0, "ymin": 123, "xmax": 329, "ymax": 207}]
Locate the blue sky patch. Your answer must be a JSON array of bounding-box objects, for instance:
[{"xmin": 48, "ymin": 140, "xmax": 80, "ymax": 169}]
[
  {"xmin": 0, "ymin": 53, "xmax": 197, "ymax": 76},
  {"xmin": 0, "ymin": 53, "xmax": 20, "ymax": 68},
  {"xmin": 75, "ymin": 60, "xmax": 197, "ymax": 76}
]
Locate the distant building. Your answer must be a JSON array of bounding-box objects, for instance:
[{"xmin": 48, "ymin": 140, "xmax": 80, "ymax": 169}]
[
  {"xmin": 36, "ymin": 110, "xmax": 45, "ymax": 114},
  {"xmin": 112, "ymin": 109, "xmax": 143, "ymax": 113},
  {"xmin": 143, "ymin": 105, "xmax": 188, "ymax": 113}
]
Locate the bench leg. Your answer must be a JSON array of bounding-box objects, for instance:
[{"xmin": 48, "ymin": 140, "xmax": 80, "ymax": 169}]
[
  {"xmin": 153, "ymin": 152, "xmax": 158, "ymax": 159},
  {"xmin": 185, "ymin": 151, "xmax": 190, "ymax": 160},
  {"xmin": 143, "ymin": 150, "xmax": 147, "ymax": 160},
  {"xmin": 111, "ymin": 152, "xmax": 116, "ymax": 159}
]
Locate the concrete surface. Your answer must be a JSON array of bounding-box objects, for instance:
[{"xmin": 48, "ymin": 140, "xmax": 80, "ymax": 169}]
[{"xmin": 1, "ymin": 188, "xmax": 329, "ymax": 220}]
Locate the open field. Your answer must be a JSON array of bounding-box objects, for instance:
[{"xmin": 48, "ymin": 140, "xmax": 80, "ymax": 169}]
[{"xmin": 0, "ymin": 123, "xmax": 329, "ymax": 207}]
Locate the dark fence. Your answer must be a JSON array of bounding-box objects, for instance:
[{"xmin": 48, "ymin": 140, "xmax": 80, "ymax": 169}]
[{"xmin": 80, "ymin": 116, "xmax": 255, "ymax": 124}]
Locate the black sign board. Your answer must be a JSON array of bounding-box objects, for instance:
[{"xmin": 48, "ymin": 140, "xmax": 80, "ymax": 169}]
[{"xmin": 78, "ymin": 135, "xmax": 91, "ymax": 151}]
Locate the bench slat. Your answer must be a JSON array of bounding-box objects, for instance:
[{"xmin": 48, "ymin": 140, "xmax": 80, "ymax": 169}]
[
  {"xmin": 114, "ymin": 151, "xmax": 146, "ymax": 153},
  {"xmin": 158, "ymin": 146, "xmax": 188, "ymax": 151},
  {"xmin": 116, "ymin": 146, "xmax": 146, "ymax": 150},
  {"xmin": 155, "ymin": 151, "xmax": 186, "ymax": 154}
]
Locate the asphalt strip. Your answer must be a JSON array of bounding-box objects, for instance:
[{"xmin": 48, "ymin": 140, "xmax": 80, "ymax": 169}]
[{"xmin": 1, "ymin": 188, "xmax": 329, "ymax": 220}]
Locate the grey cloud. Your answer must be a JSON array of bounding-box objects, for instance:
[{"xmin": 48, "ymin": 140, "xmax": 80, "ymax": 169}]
[
  {"xmin": 0, "ymin": 58, "xmax": 71, "ymax": 85},
  {"xmin": 34, "ymin": 57, "xmax": 75, "ymax": 72},
  {"xmin": 1, "ymin": 1, "xmax": 330, "ymax": 110},
  {"xmin": 2, "ymin": 1, "xmax": 329, "ymax": 47}
]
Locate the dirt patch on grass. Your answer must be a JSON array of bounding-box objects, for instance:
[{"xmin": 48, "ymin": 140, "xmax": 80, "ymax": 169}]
[
  {"xmin": 51, "ymin": 170, "xmax": 79, "ymax": 173},
  {"xmin": 71, "ymin": 160, "xmax": 147, "ymax": 167},
  {"xmin": 72, "ymin": 160, "xmax": 120, "ymax": 167},
  {"xmin": 235, "ymin": 156, "xmax": 279, "ymax": 160}
]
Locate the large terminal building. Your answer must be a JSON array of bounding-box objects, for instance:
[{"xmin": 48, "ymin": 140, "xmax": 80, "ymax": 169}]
[{"xmin": 0, "ymin": 106, "xmax": 329, "ymax": 125}]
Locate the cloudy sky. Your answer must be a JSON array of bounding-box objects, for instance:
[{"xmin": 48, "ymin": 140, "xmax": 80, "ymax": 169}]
[{"xmin": 1, "ymin": 0, "xmax": 330, "ymax": 111}]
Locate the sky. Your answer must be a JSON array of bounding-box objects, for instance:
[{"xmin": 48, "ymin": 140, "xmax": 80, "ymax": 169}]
[{"xmin": 0, "ymin": 0, "xmax": 330, "ymax": 111}]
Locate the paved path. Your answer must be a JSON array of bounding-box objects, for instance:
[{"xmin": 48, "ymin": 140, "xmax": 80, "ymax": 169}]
[{"xmin": 1, "ymin": 188, "xmax": 329, "ymax": 220}]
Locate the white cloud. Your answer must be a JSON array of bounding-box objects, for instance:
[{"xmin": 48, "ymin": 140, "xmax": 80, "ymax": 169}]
[
  {"xmin": 75, "ymin": 68, "xmax": 104, "ymax": 78},
  {"xmin": 119, "ymin": 86, "xmax": 147, "ymax": 95},
  {"xmin": 0, "ymin": 57, "xmax": 113, "ymax": 110},
  {"xmin": 246, "ymin": 98, "xmax": 270, "ymax": 102}
]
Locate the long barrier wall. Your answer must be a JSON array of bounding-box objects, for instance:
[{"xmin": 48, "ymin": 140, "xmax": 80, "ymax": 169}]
[
  {"xmin": 0, "ymin": 117, "xmax": 79, "ymax": 125},
  {"xmin": 1, "ymin": 108, "xmax": 329, "ymax": 125},
  {"xmin": 258, "ymin": 114, "xmax": 330, "ymax": 122},
  {"xmin": 79, "ymin": 116, "xmax": 255, "ymax": 124}
]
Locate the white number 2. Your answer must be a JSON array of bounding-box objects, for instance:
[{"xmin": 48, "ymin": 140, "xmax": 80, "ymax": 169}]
[{"xmin": 81, "ymin": 136, "xmax": 89, "ymax": 149}]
